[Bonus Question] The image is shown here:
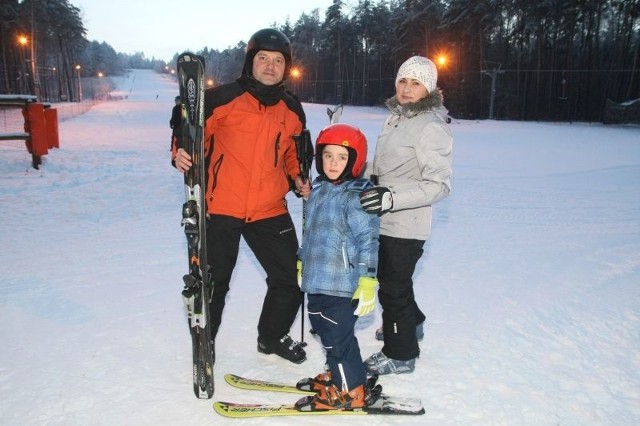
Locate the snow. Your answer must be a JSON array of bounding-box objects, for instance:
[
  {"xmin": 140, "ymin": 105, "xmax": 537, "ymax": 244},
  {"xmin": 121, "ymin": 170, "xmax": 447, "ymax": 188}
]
[{"xmin": 1, "ymin": 69, "xmax": 639, "ymax": 425}]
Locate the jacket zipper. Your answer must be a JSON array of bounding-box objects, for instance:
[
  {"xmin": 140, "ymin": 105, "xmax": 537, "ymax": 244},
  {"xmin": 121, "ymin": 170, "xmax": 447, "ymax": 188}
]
[
  {"xmin": 209, "ymin": 154, "xmax": 223, "ymax": 202},
  {"xmin": 273, "ymin": 132, "xmax": 281, "ymax": 167},
  {"xmin": 342, "ymin": 243, "xmax": 349, "ymax": 269}
]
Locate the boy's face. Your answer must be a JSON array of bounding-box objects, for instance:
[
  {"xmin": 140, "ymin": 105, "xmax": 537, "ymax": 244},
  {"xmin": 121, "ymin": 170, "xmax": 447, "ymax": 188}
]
[{"xmin": 322, "ymin": 144, "xmax": 349, "ymax": 181}]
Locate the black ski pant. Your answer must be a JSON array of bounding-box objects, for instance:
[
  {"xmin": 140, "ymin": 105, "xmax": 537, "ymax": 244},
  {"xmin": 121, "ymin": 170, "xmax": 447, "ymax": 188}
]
[
  {"xmin": 377, "ymin": 235, "xmax": 426, "ymax": 361},
  {"xmin": 205, "ymin": 213, "xmax": 302, "ymax": 342}
]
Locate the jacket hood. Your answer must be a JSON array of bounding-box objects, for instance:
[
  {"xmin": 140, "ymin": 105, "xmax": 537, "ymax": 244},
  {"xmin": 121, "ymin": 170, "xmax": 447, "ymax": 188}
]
[{"xmin": 385, "ymin": 88, "xmax": 446, "ymax": 119}]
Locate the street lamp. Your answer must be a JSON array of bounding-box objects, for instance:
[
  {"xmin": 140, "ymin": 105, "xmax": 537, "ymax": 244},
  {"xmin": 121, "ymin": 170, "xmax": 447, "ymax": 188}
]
[
  {"xmin": 436, "ymin": 54, "xmax": 448, "ymax": 68},
  {"xmin": 75, "ymin": 64, "xmax": 82, "ymax": 102},
  {"xmin": 17, "ymin": 35, "xmax": 29, "ymax": 94},
  {"xmin": 290, "ymin": 67, "xmax": 302, "ymax": 95}
]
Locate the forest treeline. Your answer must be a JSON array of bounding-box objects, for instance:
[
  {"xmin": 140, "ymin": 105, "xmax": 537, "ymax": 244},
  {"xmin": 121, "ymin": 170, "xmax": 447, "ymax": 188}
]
[
  {"xmin": 0, "ymin": 0, "xmax": 161, "ymax": 102},
  {"xmin": 2, "ymin": 0, "xmax": 639, "ymax": 121}
]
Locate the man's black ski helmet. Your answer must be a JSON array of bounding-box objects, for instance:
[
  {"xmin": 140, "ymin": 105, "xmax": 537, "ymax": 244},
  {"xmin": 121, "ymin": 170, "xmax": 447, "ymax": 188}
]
[{"xmin": 243, "ymin": 28, "xmax": 292, "ymax": 80}]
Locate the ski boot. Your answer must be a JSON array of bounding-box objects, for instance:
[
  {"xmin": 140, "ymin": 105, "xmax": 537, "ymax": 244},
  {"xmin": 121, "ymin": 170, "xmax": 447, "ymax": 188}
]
[
  {"xmin": 364, "ymin": 351, "xmax": 416, "ymax": 375},
  {"xmin": 375, "ymin": 322, "xmax": 424, "ymax": 341},
  {"xmin": 296, "ymin": 370, "xmax": 332, "ymax": 392},
  {"xmin": 257, "ymin": 334, "xmax": 306, "ymax": 364},
  {"xmin": 295, "ymin": 383, "xmax": 365, "ymax": 412}
]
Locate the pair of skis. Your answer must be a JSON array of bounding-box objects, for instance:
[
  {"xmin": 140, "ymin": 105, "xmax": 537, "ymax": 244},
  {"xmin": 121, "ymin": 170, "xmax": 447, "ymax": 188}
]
[
  {"xmin": 177, "ymin": 53, "xmax": 214, "ymax": 399},
  {"xmin": 214, "ymin": 374, "xmax": 425, "ymax": 417}
]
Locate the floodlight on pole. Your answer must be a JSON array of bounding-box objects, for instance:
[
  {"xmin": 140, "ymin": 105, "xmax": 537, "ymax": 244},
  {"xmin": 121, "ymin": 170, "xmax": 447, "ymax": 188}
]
[{"xmin": 75, "ymin": 65, "xmax": 83, "ymax": 102}]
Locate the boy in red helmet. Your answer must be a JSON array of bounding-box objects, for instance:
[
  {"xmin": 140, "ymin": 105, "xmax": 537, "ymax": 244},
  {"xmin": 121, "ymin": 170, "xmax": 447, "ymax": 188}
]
[{"xmin": 295, "ymin": 123, "xmax": 380, "ymax": 411}]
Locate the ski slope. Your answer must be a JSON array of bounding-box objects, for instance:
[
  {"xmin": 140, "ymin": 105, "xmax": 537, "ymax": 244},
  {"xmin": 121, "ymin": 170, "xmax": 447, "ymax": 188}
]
[{"xmin": 1, "ymin": 69, "xmax": 639, "ymax": 425}]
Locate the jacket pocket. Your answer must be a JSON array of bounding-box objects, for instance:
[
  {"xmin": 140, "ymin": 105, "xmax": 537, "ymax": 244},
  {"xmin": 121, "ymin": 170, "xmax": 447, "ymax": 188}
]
[
  {"xmin": 208, "ymin": 153, "xmax": 223, "ymax": 202},
  {"xmin": 341, "ymin": 242, "xmax": 350, "ymax": 270}
]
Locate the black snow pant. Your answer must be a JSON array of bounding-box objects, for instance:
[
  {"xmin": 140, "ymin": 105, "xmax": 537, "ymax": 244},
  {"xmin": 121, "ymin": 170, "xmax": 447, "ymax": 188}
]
[
  {"xmin": 378, "ymin": 235, "xmax": 426, "ymax": 361},
  {"xmin": 205, "ymin": 213, "xmax": 302, "ymax": 342}
]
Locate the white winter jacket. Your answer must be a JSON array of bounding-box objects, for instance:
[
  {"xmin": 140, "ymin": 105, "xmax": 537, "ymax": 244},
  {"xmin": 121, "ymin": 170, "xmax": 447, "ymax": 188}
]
[{"xmin": 366, "ymin": 90, "xmax": 453, "ymax": 240}]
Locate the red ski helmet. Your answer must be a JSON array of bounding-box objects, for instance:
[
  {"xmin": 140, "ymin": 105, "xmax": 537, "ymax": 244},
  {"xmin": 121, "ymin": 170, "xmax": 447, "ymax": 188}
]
[
  {"xmin": 315, "ymin": 123, "xmax": 368, "ymax": 181},
  {"xmin": 243, "ymin": 28, "xmax": 293, "ymax": 80}
]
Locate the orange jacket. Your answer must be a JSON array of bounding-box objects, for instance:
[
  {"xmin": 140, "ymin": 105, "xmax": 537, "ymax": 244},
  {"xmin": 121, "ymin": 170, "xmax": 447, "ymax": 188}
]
[{"xmin": 203, "ymin": 89, "xmax": 303, "ymax": 222}]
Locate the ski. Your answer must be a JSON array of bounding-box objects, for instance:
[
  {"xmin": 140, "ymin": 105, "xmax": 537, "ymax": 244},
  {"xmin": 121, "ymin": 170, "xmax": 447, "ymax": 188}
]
[
  {"xmin": 214, "ymin": 374, "xmax": 425, "ymax": 417},
  {"xmin": 294, "ymin": 106, "xmax": 338, "ymax": 340},
  {"xmin": 214, "ymin": 396, "xmax": 424, "ymax": 418},
  {"xmin": 225, "ymin": 373, "xmax": 313, "ymax": 394},
  {"xmin": 293, "ymin": 128, "xmax": 313, "ymax": 344},
  {"xmin": 327, "ymin": 103, "xmax": 343, "ymax": 124},
  {"xmin": 177, "ymin": 52, "xmax": 214, "ymax": 399},
  {"xmin": 214, "ymin": 401, "xmax": 367, "ymax": 417}
]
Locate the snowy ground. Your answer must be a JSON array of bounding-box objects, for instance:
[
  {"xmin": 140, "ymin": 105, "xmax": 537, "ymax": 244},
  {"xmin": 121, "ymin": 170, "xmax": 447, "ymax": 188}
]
[{"xmin": 1, "ymin": 69, "xmax": 639, "ymax": 426}]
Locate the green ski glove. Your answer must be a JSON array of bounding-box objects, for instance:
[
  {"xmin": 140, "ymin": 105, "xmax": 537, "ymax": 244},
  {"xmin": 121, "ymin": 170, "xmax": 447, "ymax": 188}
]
[{"xmin": 352, "ymin": 276, "xmax": 378, "ymax": 316}]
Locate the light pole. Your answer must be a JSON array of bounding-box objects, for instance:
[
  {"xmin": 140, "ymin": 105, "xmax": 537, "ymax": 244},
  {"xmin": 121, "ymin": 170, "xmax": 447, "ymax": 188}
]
[
  {"xmin": 75, "ymin": 65, "xmax": 83, "ymax": 102},
  {"xmin": 27, "ymin": 0, "xmax": 41, "ymax": 99},
  {"xmin": 17, "ymin": 35, "xmax": 29, "ymax": 94},
  {"xmin": 481, "ymin": 62, "xmax": 503, "ymax": 119}
]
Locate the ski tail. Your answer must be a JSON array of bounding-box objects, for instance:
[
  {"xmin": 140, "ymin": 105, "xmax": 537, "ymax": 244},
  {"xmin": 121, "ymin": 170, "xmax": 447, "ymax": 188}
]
[
  {"xmin": 327, "ymin": 104, "xmax": 343, "ymax": 124},
  {"xmin": 177, "ymin": 52, "xmax": 214, "ymax": 399}
]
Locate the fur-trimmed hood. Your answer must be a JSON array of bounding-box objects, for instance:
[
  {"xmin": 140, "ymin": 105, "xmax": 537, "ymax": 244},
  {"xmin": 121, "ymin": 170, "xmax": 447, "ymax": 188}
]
[{"xmin": 385, "ymin": 88, "xmax": 447, "ymax": 119}]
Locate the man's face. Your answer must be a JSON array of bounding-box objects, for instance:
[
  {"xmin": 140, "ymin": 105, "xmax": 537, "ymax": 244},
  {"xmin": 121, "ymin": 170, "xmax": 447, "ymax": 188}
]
[{"xmin": 252, "ymin": 50, "xmax": 286, "ymax": 86}]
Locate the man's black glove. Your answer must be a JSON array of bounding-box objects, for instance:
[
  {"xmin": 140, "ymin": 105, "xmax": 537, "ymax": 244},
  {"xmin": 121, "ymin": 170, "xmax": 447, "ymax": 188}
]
[{"xmin": 359, "ymin": 187, "xmax": 393, "ymax": 215}]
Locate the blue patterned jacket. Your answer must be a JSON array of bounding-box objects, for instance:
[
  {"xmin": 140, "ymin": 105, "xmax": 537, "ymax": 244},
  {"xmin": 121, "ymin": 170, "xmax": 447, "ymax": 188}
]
[{"xmin": 299, "ymin": 177, "xmax": 379, "ymax": 298}]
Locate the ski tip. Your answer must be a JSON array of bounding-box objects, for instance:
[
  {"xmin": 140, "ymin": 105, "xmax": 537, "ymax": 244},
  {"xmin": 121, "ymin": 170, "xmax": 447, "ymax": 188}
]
[
  {"xmin": 177, "ymin": 52, "xmax": 204, "ymax": 65},
  {"xmin": 213, "ymin": 401, "xmax": 301, "ymax": 418}
]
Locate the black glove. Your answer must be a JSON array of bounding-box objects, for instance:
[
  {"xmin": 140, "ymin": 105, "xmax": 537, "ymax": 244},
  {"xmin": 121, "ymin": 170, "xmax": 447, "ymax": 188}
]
[{"xmin": 359, "ymin": 187, "xmax": 393, "ymax": 215}]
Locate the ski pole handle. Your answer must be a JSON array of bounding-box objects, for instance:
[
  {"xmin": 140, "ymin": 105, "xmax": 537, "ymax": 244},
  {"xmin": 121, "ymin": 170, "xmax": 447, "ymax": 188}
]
[{"xmin": 293, "ymin": 129, "xmax": 313, "ymax": 183}]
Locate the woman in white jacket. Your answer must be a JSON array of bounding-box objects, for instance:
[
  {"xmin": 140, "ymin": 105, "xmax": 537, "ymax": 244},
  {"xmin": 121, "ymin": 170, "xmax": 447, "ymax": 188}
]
[{"xmin": 360, "ymin": 56, "xmax": 453, "ymax": 375}]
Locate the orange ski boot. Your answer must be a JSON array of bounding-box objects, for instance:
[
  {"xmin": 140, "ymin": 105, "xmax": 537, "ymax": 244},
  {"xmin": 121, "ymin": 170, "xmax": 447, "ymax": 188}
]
[
  {"xmin": 296, "ymin": 370, "xmax": 332, "ymax": 393},
  {"xmin": 295, "ymin": 383, "xmax": 365, "ymax": 412}
]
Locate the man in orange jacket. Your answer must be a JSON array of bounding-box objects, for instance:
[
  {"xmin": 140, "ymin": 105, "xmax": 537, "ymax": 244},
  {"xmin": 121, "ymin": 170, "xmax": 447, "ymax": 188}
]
[{"xmin": 174, "ymin": 29, "xmax": 310, "ymax": 364}]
